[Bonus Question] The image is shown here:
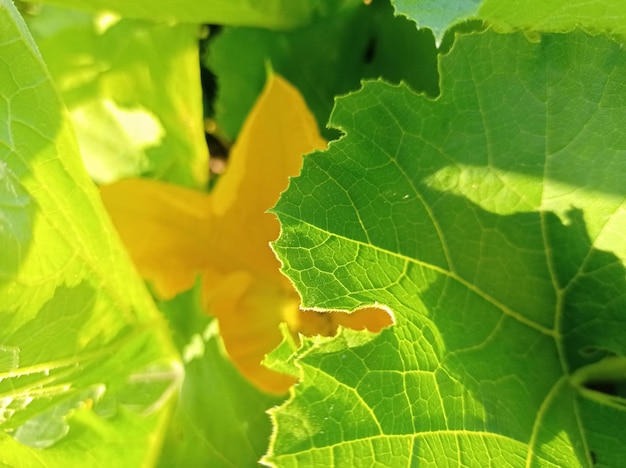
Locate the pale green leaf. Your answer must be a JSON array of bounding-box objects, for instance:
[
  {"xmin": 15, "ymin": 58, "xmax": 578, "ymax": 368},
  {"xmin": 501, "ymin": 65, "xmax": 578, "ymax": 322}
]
[
  {"xmin": 0, "ymin": 1, "xmax": 180, "ymax": 463},
  {"xmin": 25, "ymin": 5, "xmax": 208, "ymax": 187},
  {"xmin": 393, "ymin": 0, "xmax": 626, "ymax": 41},
  {"xmin": 30, "ymin": 0, "xmax": 361, "ymax": 29},
  {"xmin": 479, "ymin": 0, "xmax": 626, "ymax": 38},
  {"xmin": 392, "ymin": 0, "xmax": 481, "ymax": 41},
  {"xmin": 269, "ymin": 30, "xmax": 626, "ymax": 466}
]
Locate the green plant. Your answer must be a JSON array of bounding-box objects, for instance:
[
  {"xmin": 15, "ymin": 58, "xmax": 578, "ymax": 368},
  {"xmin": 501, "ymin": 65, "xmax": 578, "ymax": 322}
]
[{"xmin": 1, "ymin": 0, "xmax": 625, "ymax": 466}]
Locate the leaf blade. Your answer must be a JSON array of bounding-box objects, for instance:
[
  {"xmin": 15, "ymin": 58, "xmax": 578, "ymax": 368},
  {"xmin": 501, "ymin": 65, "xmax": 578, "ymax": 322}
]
[
  {"xmin": 269, "ymin": 30, "xmax": 626, "ymax": 466},
  {"xmin": 0, "ymin": 1, "xmax": 181, "ymax": 462}
]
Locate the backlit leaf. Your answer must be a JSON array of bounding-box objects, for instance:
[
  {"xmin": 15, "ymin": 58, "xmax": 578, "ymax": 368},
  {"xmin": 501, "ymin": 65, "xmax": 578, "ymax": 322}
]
[
  {"xmin": 26, "ymin": 5, "xmax": 207, "ymax": 187},
  {"xmin": 156, "ymin": 285, "xmax": 283, "ymax": 466},
  {"xmin": 1, "ymin": 1, "xmax": 180, "ymax": 464},
  {"xmin": 32, "ymin": 0, "xmax": 361, "ymax": 29}
]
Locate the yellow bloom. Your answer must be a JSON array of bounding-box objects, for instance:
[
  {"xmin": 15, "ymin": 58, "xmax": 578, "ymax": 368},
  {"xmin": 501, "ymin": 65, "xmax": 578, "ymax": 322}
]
[{"xmin": 101, "ymin": 75, "xmax": 391, "ymax": 394}]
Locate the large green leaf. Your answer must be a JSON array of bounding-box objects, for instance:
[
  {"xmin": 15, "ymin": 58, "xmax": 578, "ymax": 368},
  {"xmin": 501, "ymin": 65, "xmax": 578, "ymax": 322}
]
[
  {"xmin": 207, "ymin": 0, "xmax": 438, "ymax": 140},
  {"xmin": 0, "ymin": 1, "xmax": 180, "ymax": 463},
  {"xmin": 25, "ymin": 5, "xmax": 208, "ymax": 187},
  {"xmin": 30, "ymin": 0, "xmax": 361, "ymax": 29},
  {"xmin": 269, "ymin": 30, "xmax": 626, "ymax": 466}
]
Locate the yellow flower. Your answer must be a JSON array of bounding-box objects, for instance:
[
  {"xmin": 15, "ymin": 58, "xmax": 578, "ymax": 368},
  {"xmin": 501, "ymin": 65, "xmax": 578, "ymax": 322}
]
[{"xmin": 100, "ymin": 75, "xmax": 391, "ymax": 394}]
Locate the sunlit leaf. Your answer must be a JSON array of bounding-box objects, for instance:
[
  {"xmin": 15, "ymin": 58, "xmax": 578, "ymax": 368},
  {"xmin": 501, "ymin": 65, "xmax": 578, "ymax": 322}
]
[
  {"xmin": 0, "ymin": 1, "xmax": 180, "ymax": 464},
  {"xmin": 25, "ymin": 5, "xmax": 207, "ymax": 187},
  {"xmin": 393, "ymin": 0, "xmax": 626, "ymax": 41},
  {"xmin": 32, "ymin": 0, "xmax": 362, "ymax": 29},
  {"xmin": 268, "ymin": 30, "xmax": 626, "ymax": 466}
]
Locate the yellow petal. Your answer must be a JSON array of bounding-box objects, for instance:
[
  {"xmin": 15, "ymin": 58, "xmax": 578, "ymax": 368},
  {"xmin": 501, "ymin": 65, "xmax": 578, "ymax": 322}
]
[
  {"xmin": 101, "ymin": 74, "xmax": 391, "ymax": 395},
  {"xmin": 208, "ymin": 74, "xmax": 327, "ymax": 279},
  {"xmin": 298, "ymin": 307, "xmax": 393, "ymax": 337},
  {"xmin": 202, "ymin": 270, "xmax": 297, "ymax": 394},
  {"xmin": 100, "ymin": 178, "xmax": 213, "ymax": 298}
]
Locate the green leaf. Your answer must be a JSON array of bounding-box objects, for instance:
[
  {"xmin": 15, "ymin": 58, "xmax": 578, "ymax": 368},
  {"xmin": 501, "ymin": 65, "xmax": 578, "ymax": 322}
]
[
  {"xmin": 0, "ymin": 0, "xmax": 180, "ymax": 463},
  {"xmin": 207, "ymin": 0, "xmax": 439, "ymax": 140},
  {"xmin": 156, "ymin": 285, "xmax": 283, "ymax": 467},
  {"xmin": 31, "ymin": 0, "xmax": 361, "ymax": 29},
  {"xmin": 269, "ymin": 30, "xmax": 626, "ymax": 466},
  {"xmin": 394, "ymin": 0, "xmax": 626, "ymax": 41},
  {"xmin": 392, "ymin": 0, "xmax": 481, "ymax": 41},
  {"xmin": 25, "ymin": 5, "xmax": 208, "ymax": 187},
  {"xmin": 0, "ymin": 409, "xmax": 172, "ymax": 467},
  {"xmin": 479, "ymin": 0, "xmax": 626, "ymax": 38}
]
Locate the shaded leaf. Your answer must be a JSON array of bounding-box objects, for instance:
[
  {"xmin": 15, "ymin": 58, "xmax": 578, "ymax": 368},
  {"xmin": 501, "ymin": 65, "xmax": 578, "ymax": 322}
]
[
  {"xmin": 207, "ymin": 0, "xmax": 438, "ymax": 140},
  {"xmin": 392, "ymin": 0, "xmax": 481, "ymax": 41},
  {"xmin": 157, "ymin": 285, "xmax": 284, "ymax": 467},
  {"xmin": 268, "ymin": 30, "xmax": 626, "ymax": 466},
  {"xmin": 0, "ymin": 0, "xmax": 180, "ymax": 463}
]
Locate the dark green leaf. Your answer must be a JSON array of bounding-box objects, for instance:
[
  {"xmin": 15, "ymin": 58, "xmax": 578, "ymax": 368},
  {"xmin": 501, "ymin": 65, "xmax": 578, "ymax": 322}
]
[{"xmin": 207, "ymin": 0, "xmax": 438, "ymax": 140}]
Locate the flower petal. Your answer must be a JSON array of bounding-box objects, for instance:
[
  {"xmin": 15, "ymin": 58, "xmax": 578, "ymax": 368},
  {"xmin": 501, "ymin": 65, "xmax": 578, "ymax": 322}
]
[{"xmin": 100, "ymin": 178, "xmax": 213, "ymax": 298}]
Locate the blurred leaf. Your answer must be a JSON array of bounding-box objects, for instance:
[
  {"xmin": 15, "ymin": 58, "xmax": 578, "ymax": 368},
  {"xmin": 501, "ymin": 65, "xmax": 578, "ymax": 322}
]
[
  {"xmin": 394, "ymin": 0, "xmax": 626, "ymax": 41},
  {"xmin": 268, "ymin": 30, "xmax": 626, "ymax": 466},
  {"xmin": 101, "ymin": 75, "xmax": 392, "ymax": 395},
  {"xmin": 157, "ymin": 285, "xmax": 283, "ymax": 467},
  {"xmin": 1, "ymin": 408, "xmax": 173, "ymax": 467},
  {"xmin": 207, "ymin": 0, "xmax": 438, "ymax": 140},
  {"xmin": 393, "ymin": 0, "xmax": 481, "ymax": 41},
  {"xmin": 479, "ymin": 0, "xmax": 626, "ymax": 38},
  {"xmin": 31, "ymin": 0, "xmax": 362, "ymax": 29},
  {"xmin": 0, "ymin": 0, "xmax": 180, "ymax": 464},
  {"xmin": 26, "ymin": 5, "xmax": 207, "ymax": 187}
]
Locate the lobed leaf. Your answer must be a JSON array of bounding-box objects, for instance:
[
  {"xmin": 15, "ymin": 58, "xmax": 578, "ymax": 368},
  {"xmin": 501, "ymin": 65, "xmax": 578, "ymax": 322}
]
[
  {"xmin": 392, "ymin": 0, "xmax": 481, "ymax": 41},
  {"xmin": 0, "ymin": 1, "xmax": 180, "ymax": 463},
  {"xmin": 268, "ymin": 30, "xmax": 626, "ymax": 466}
]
